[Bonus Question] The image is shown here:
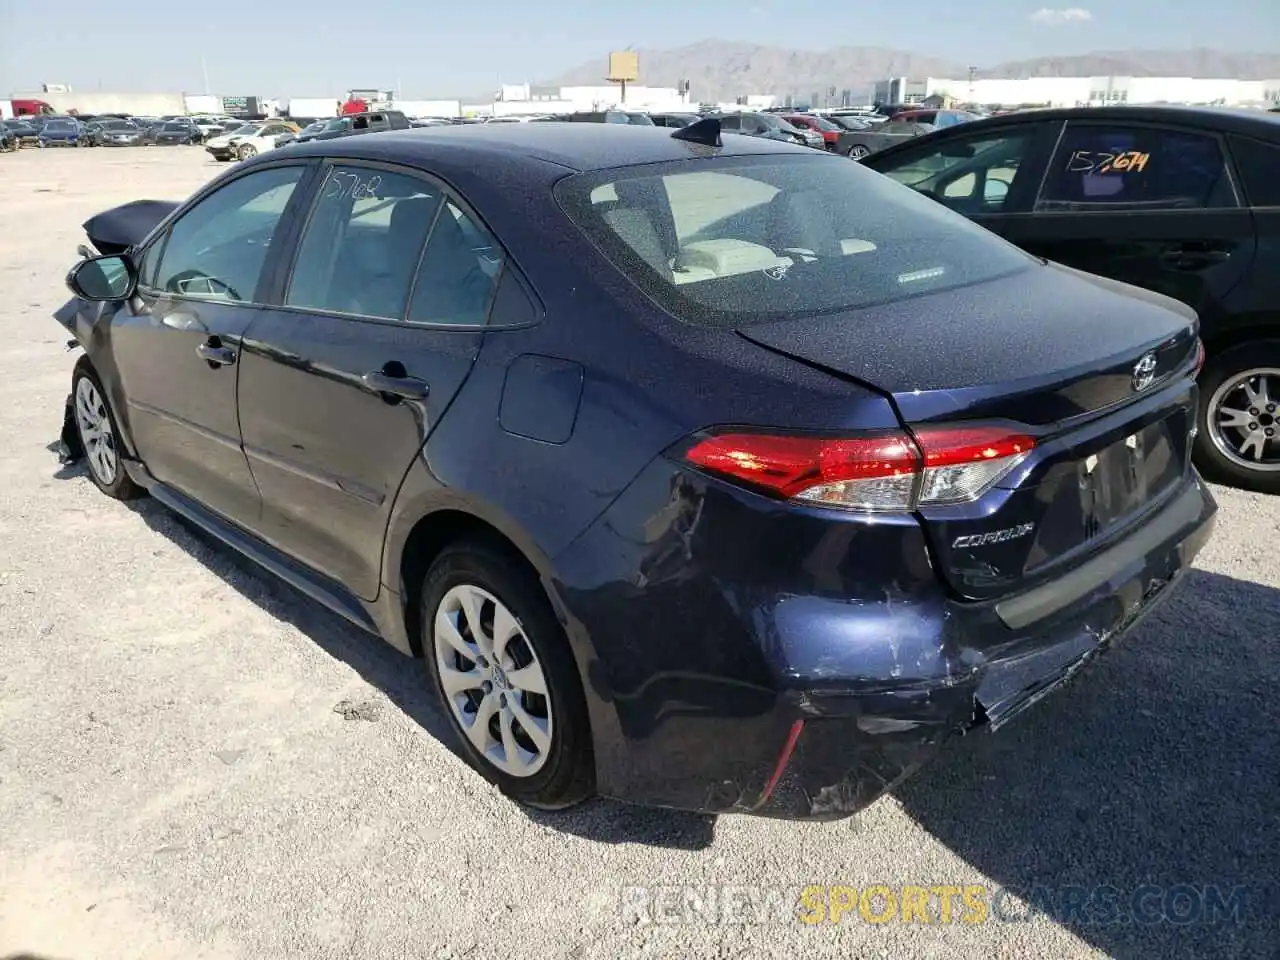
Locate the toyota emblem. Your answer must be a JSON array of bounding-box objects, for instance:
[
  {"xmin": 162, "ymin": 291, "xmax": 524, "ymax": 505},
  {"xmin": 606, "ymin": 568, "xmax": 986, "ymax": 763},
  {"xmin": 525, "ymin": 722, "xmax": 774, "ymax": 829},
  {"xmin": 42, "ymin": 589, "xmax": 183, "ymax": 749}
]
[{"xmin": 1131, "ymin": 352, "xmax": 1158, "ymax": 392}]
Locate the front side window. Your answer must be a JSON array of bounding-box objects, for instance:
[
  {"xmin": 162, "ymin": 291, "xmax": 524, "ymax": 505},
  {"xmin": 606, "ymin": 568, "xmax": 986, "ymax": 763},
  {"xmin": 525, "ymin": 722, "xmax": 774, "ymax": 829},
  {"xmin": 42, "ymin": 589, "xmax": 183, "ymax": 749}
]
[
  {"xmin": 148, "ymin": 165, "xmax": 304, "ymax": 302},
  {"xmin": 870, "ymin": 129, "xmax": 1036, "ymax": 214},
  {"xmin": 556, "ymin": 155, "xmax": 1033, "ymax": 327},
  {"xmin": 287, "ymin": 165, "xmax": 441, "ymax": 320},
  {"xmin": 1036, "ymin": 124, "xmax": 1236, "ymax": 211}
]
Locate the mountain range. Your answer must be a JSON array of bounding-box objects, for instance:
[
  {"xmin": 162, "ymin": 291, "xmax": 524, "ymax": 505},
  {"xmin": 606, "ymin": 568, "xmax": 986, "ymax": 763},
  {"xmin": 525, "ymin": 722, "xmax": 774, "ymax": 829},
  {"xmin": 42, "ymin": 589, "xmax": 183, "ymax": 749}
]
[{"xmin": 546, "ymin": 43, "xmax": 1280, "ymax": 102}]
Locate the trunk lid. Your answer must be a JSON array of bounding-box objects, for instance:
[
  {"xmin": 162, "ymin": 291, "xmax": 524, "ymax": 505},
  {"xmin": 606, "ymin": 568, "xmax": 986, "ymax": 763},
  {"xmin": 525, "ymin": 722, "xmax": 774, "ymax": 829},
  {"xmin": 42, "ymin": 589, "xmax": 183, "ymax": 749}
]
[{"xmin": 738, "ymin": 262, "xmax": 1200, "ymax": 600}]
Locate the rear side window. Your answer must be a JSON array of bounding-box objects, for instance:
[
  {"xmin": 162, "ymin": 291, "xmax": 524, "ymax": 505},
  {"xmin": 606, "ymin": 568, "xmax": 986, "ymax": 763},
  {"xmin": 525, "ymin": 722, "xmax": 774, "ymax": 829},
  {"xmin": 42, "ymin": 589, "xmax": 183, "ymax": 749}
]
[
  {"xmin": 287, "ymin": 165, "xmax": 441, "ymax": 320},
  {"xmin": 555, "ymin": 155, "xmax": 1033, "ymax": 327},
  {"xmin": 1037, "ymin": 124, "xmax": 1236, "ymax": 211},
  {"xmin": 407, "ymin": 200, "xmax": 504, "ymax": 326},
  {"xmin": 1226, "ymin": 134, "xmax": 1280, "ymax": 207}
]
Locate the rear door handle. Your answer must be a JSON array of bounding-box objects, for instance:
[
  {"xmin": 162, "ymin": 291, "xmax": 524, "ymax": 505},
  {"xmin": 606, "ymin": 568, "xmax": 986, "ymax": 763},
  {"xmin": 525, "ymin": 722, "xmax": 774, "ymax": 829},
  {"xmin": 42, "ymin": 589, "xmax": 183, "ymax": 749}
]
[
  {"xmin": 362, "ymin": 370, "xmax": 429, "ymax": 400},
  {"xmin": 1158, "ymin": 247, "xmax": 1231, "ymax": 269},
  {"xmin": 196, "ymin": 340, "xmax": 236, "ymax": 366}
]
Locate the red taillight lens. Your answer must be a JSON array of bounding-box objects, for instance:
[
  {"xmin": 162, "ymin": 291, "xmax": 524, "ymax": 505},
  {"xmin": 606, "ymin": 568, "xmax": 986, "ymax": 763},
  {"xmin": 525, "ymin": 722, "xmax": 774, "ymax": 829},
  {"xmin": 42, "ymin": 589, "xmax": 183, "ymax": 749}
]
[{"xmin": 682, "ymin": 426, "xmax": 1034, "ymax": 512}]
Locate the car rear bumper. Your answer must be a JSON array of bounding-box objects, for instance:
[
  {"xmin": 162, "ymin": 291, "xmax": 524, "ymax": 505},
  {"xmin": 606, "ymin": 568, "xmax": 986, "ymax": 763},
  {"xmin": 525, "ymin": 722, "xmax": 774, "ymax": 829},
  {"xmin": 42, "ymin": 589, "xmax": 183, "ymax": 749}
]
[{"xmin": 554, "ymin": 462, "xmax": 1216, "ymax": 820}]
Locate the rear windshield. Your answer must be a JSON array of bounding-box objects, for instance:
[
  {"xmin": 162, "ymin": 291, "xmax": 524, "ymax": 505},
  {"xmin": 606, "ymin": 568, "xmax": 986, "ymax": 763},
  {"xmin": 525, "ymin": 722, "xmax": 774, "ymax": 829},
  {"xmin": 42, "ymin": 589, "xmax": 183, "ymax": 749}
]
[{"xmin": 554, "ymin": 155, "xmax": 1033, "ymax": 326}]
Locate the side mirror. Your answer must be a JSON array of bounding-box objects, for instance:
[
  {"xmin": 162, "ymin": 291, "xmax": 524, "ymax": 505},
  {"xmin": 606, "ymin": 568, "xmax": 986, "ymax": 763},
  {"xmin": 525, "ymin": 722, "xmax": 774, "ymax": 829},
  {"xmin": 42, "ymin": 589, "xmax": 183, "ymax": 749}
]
[{"xmin": 67, "ymin": 254, "xmax": 136, "ymax": 301}]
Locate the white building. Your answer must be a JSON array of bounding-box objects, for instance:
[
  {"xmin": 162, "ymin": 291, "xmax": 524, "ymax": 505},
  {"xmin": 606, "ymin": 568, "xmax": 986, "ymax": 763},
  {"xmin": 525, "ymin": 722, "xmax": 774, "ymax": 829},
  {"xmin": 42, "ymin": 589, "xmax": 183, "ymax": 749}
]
[
  {"xmin": 874, "ymin": 75, "xmax": 1280, "ymax": 109},
  {"xmin": 467, "ymin": 81, "xmax": 693, "ymax": 118}
]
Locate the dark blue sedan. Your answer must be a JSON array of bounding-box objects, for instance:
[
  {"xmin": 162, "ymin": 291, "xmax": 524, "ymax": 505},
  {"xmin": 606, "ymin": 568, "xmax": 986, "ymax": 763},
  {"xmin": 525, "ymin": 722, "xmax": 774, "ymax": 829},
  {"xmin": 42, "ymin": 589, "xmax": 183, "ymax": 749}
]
[
  {"xmin": 38, "ymin": 118, "xmax": 87, "ymax": 147},
  {"xmin": 56, "ymin": 121, "xmax": 1215, "ymax": 819}
]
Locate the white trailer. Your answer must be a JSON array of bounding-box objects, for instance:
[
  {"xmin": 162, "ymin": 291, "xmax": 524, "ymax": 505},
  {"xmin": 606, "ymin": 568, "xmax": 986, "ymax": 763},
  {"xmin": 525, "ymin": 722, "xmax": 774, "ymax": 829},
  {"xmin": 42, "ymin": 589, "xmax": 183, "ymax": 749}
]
[
  {"xmin": 287, "ymin": 98, "xmax": 340, "ymax": 118},
  {"xmin": 0, "ymin": 101, "xmax": 13, "ymax": 120}
]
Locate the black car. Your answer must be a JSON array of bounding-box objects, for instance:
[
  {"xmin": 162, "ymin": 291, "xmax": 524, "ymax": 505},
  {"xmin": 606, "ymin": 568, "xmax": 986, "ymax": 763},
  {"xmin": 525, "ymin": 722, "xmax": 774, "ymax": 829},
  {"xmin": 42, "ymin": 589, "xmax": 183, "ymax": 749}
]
[
  {"xmin": 55, "ymin": 121, "xmax": 1214, "ymax": 820},
  {"xmin": 838, "ymin": 118, "xmax": 937, "ymax": 158},
  {"xmin": 87, "ymin": 119, "xmax": 145, "ymax": 147},
  {"xmin": 647, "ymin": 112, "xmax": 701, "ymax": 128},
  {"xmin": 3, "ymin": 118, "xmax": 40, "ymax": 147},
  {"xmin": 153, "ymin": 119, "xmax": 203, "ymax": 145},
  {"xmin": 861, "ymin": 105, "xmax": 1280, "ymax": 491}
]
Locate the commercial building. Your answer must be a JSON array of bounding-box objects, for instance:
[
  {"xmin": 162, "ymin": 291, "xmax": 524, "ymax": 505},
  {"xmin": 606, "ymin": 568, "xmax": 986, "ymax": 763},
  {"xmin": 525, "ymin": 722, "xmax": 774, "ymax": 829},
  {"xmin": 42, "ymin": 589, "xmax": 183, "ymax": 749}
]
[{"xmin": 873, "ymin": 75, "xmax": 1280, "ymax": 108}]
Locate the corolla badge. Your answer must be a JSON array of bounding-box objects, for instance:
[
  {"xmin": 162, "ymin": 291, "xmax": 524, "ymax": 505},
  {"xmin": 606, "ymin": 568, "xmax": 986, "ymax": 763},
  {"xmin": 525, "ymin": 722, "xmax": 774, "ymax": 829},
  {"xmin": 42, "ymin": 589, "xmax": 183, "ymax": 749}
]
[
  {"xmin": 1131, "ymin": 352, "xmax": 1158, "ymax": 392},
  {"xmin": 952, "ymin": 522, "xmax": 1035, "ymax": 549}
]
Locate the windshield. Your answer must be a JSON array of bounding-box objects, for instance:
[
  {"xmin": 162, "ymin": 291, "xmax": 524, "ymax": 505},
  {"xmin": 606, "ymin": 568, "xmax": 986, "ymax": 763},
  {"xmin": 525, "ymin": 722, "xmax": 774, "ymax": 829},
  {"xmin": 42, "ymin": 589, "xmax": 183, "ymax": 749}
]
[
  {"xmin": 104, "ymin": 120, "xmax": 135, "ymax": 130},
  {"xmin": 230, "ymin": 124, "xmax": 259, "ymax": 136},
  {"xmin": 321, "ymin": 118, "xmax": 351, "ymax": 132},
  {"xmin": 555, "ymin": 155, "xmax": 1033, "ymax": 326},
  {"xmin": 811, "ymin": 118, "xmax": 840, "ymax": 132},
  {"xmin": 163, "ymin": 122, "xmax": 187, "ymax": 131},
  {"xmin": 45, "ymin": 121, "xmax": 75, "ymax": 131},
  {"xmin": 767, "ymin": 117, "xmax": 802, "ymax": 133}
]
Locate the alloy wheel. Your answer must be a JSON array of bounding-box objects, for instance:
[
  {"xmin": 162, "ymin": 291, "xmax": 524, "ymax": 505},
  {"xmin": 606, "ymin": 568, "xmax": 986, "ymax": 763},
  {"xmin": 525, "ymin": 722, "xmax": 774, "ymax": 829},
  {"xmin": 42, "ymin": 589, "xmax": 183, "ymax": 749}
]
[
  {"xmin": 848, "ymin": 145, "xmax": 870, "ymax": 159},
  {"xmin": 1207, "ymin": 367, "xmax": 1280, "ymax": 472},
  {"xmin": 433, "ymin": 584, "xmax": 553, "ymax": 777},
  {"xmin": 74, "ymin": 376, "xmax": 119, "ymax": 486}
]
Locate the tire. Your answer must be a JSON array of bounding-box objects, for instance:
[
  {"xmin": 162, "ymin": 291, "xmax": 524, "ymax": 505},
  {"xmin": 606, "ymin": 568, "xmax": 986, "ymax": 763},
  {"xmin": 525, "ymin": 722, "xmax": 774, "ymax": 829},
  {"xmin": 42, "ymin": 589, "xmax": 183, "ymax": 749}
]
[
  {"xmin": 421, "ymin": 538, "xmax": 595, "ymax": 810},
  {"xmin": 237, "ymin": 143, "xmax": 257, "ymax": 160},
  {"xmin": 71, "ymin": 361, "xmax": 144, "ymax": 501},
  {"xmin": 1193, "ymin": 340, "xmax": 1280, "ymax": 494},
  {"xmin": 847, "ymin": 144, "xmax": 870, "ymax": 159}
]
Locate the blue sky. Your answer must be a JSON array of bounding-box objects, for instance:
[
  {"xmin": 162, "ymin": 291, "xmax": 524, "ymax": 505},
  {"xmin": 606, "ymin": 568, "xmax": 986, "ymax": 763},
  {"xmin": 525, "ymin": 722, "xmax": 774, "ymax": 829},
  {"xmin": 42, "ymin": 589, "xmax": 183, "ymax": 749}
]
[{"xmin": 0, "ymin": 0, "xmax": 1274, "ymax": 98}]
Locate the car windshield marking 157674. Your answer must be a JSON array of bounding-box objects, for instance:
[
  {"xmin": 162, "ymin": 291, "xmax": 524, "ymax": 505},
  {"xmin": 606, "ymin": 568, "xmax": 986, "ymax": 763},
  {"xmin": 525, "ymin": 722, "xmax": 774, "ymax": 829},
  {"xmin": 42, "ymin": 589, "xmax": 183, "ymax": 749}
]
[{"xmin": 52, "ymin": 122, "xmax": 1215, "ymax": 821}]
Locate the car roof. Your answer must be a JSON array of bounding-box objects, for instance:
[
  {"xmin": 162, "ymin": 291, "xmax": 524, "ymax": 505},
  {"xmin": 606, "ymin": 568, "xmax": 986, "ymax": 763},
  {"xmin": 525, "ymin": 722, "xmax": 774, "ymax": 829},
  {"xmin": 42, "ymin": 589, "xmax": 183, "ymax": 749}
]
[
  {"xmin": 281, "ymin": 121, "xmax": 810, "ymax": 173},
  {"xmin": 943, "ymin": 104, "xmax": 1280, "ymax": 137}
]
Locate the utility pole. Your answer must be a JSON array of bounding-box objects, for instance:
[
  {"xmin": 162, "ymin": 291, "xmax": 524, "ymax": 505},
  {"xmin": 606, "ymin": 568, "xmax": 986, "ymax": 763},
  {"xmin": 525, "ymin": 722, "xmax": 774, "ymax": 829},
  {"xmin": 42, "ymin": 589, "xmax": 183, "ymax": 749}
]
[
  {"xmin": 201, "ymin": 56, "xmax": 211, "ymax": 95},
  {"xmin": 967, "ymin": 65, "xmax": 976, "ymax": 103}
]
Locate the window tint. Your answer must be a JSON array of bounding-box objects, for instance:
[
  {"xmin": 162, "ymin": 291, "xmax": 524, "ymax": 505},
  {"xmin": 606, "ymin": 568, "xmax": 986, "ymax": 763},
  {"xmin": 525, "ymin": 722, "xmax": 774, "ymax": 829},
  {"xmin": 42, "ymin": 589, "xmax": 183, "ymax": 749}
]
[
  {"xmin": 1226, "ymin": 134, "xmax": 1280, "ymax": 207},
  {"xmin": 407, "ymin": 200, "xmax": 503, "ymax": 326},
  {"xmin": 556, "ymin": 157, "xmax": 1033, "ymax": 327},
  {"xmin": 151, "ymin": 165, "xmax": 304, "ymax": 302},
  {"xmin": 287, "ymin": 165, "xmax": 441, "ymax": 320},
  {"xmin": 1037, "ymin": 124, "xmax": 1235, "ymax": 211},
  {"xmin": 871, "ymin": 129, "xmax": 1035, "ymax": 214}
]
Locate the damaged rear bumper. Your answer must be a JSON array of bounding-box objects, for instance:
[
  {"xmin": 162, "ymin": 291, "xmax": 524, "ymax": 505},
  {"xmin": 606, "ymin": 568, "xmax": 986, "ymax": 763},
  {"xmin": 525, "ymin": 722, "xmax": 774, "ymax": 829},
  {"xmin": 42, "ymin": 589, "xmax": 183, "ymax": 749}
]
[{"xmin": 749, "ymin": 476, "xmax": 1217, "ymax": 820}]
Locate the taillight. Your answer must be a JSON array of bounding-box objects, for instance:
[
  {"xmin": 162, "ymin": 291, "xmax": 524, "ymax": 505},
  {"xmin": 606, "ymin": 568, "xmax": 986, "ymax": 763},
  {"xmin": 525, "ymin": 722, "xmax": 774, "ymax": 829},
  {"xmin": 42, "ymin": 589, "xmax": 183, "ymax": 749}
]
[{"xmin": 682, "ymin": 425, "xmax": 1034, "ymax": 512}]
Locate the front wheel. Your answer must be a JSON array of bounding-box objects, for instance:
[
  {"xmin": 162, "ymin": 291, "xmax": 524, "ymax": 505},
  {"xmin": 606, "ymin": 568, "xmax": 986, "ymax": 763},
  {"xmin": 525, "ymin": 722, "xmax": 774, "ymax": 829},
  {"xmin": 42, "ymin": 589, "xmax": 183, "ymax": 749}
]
[
  {"xmin": 71, "ymin": 362, "xmax": 143, "ymax": 500},
  {"xmin": 237, "ymin": 143, "xmax": 257, "ymax": 160},
  {"xmin": 847, "ymin": 144, "xmax": 870, "ymax": 159},
  {"xmin": 1194, "ymin": 340, "xmax": 1280, "ymax": 494},
  {"xmin": 421, "ymin": 539, "xmax": 595, "ymax": 810}
]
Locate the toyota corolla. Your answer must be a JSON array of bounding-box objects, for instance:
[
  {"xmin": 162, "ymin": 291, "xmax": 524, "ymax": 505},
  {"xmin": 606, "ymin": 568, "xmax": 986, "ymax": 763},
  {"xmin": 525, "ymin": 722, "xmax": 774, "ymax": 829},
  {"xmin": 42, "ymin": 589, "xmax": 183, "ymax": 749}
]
[{"xmin": 55, "ymin": 120, "xmax": 1215, "ymax": 819}]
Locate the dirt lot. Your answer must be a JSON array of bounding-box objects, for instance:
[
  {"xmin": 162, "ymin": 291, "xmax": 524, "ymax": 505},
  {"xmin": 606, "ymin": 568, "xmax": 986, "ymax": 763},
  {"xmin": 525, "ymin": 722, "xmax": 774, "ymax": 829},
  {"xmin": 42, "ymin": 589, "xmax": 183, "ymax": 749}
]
[{"xmin": 1, "ymin": 146, "xmax": 1277, "ymax": 960}]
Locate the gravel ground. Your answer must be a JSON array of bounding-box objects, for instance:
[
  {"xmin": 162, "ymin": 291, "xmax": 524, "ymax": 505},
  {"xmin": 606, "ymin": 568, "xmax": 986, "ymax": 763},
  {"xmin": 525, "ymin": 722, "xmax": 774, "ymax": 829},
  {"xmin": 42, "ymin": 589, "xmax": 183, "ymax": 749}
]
[{"xmin": 1, "ymin": 147, "xmax": 1276, "ymax": 960}]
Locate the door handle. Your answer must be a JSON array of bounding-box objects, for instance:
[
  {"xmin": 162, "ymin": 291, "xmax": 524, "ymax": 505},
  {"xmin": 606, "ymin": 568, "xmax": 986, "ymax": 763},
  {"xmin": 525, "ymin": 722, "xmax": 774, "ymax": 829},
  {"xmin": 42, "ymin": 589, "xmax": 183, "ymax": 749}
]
[
  {"xmin": 362, "ymin": 370, "xmax": 429, "ymax": 400},
  {"xmin": 196, "ymin": 339, "xmax": 236, "ymax": 366},
  {"xmin": 1158, "ymin": 247, "xmax": 1231, "ymax": 270}
]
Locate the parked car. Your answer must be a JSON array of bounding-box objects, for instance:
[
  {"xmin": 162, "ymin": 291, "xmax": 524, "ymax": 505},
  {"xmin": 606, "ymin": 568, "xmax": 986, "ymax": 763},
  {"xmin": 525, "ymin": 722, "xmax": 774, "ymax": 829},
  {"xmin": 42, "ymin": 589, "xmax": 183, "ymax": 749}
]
[
  {"xmin": 0, "ymin": 125, "xmax": 15, "ymax": 152},
  {"xmin": 860, "ymin": 105, "xmax": 1280, "ymax": 491},
  {"xmin": 780, "ymin": 113, "xmax": 848, "ymax": 151},
  {"xmin": 289, "ymin": 110, "xmax": 410, "ymax": 145},
  {"xmin": 205, "ymin": 121, "xmax": 297, "ymax": 161},
  {"xmin": 534, "ymin": 111, "xmax": 655, "ymax": 126},
  {"xmin": 893, "ymin": 109, "xmax": 982, "ymax": 129},
  {"xmin": 37, "ymin": 118, "xmax": 89, "ymax": 147},
  {"xmin": 840, "ymin": 118, "xmax": 937, "ymax": 158},
  {"xmin": 87, "ymin": 118, "xmax": 145, "ymax": 147},
  {"xmin": 712, "ymin": 111, "xmax": 824, "ymax": 148},
  {"xmin": 647, "ymin": 112, "xmax": 701, "ymax": 128},
  {"xmin": 55, "ymin": 122, "xmax": 1214, "ymax": 820},
  {"xmin": 825, "ymin": 114, "xmax": 873, "ymax": 131},
  {"xmin": 2, "ymin": 118, "xmax": 41, "ymax": 147},
  {"xmin": 152, "ymin": 119, "xmax": 204, "ymax": 146}
]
